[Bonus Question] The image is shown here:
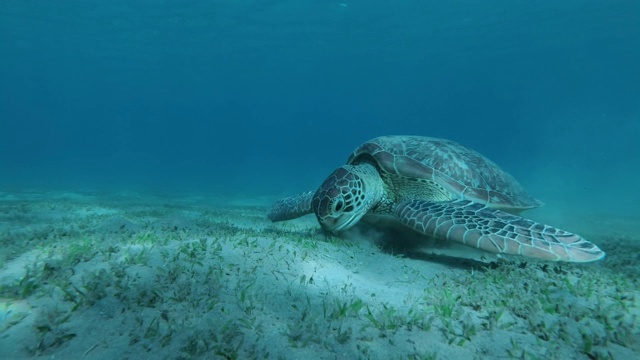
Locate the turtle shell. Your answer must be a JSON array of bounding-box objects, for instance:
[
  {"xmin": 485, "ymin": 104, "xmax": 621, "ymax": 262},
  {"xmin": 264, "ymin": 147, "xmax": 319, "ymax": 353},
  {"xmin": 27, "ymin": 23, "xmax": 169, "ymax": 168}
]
[{"xmin": 346, "ymin": 136, "xmax": 542, "ymax": 210}]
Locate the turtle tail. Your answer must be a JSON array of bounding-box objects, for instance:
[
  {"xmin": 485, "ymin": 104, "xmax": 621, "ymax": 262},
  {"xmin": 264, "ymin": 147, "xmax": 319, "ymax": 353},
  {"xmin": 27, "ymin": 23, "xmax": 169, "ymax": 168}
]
[{"xmin": 267, "ymin": 191, "xmax": 315, "ymax": 222}]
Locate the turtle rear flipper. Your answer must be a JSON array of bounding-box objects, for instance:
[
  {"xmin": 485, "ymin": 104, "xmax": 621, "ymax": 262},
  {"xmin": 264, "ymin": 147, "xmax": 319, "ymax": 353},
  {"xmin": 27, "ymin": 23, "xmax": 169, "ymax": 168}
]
[
  {"xmin": 268, "ymin": 191, "xmax": 315, "ymax": 222},
  {"xmin": 395, "ymin": 200, "xmax": 605, "ymax": 262}
]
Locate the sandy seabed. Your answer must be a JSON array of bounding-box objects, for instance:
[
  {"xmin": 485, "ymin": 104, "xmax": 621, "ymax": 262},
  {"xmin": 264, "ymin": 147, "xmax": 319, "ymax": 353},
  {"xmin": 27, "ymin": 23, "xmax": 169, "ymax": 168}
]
[{"xmin": 0, "ymin": 190, "xmax": 637, "ymax": 360}]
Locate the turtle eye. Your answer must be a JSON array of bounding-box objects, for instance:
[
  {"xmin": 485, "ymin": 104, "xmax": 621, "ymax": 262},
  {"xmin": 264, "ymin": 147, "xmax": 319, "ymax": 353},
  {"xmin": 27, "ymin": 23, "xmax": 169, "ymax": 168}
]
[{"xmin": 332, "ymin": 197, "xmax": 345, "ymax": 213}]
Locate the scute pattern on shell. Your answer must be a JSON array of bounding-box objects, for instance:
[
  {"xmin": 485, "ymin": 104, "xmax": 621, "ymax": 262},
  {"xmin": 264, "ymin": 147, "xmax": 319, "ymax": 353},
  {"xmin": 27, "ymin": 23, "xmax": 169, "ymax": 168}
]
[{"xmin": 347, "ymin": 136, "xmax": 542, "ymax": 210}]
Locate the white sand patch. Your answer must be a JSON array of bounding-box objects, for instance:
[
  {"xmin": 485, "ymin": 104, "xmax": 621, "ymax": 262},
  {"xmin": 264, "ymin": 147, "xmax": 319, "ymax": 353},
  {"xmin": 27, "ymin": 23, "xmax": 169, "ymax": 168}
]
[{"xmin": 0, "ymin": 250, "xmax": 42, "ymax": 284}]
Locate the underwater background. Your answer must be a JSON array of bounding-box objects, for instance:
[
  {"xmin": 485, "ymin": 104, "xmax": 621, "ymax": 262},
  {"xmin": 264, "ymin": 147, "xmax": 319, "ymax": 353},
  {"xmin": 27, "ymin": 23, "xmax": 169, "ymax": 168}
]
[
  {"xmin": 1, "ymin": 1, "xmax": 640, "ymax": 359},
  {"xmin": 1, "ymin": 0, "xmax": 638, "ymax": 217}
]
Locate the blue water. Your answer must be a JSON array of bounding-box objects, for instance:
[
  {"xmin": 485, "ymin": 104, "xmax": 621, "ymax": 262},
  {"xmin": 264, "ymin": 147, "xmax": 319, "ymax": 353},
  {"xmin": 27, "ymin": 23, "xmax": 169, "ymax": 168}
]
[{"xmin": 1, "ymin": 0, "xmax": 638, "ymax": 215}]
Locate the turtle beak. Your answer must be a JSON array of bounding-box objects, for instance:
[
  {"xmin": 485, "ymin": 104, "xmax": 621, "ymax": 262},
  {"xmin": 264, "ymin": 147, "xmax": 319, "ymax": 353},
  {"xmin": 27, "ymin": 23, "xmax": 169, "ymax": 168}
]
[{"xmin": 318, "ymin": 213, "xmax": 362, "ymax": 233}]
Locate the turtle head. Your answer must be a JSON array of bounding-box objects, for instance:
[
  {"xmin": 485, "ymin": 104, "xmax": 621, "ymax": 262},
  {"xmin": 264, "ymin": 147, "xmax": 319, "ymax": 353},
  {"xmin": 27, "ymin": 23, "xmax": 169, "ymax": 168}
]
[{"xmin": 311, "ymin": 164, "xmax": 380, "ymax": 233}]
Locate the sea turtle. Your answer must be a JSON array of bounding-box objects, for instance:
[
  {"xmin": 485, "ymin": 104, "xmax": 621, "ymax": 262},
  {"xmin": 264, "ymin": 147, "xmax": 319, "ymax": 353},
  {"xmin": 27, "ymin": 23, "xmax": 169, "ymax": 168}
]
[{"xmin": 267, "ymin": 136, "xmax": 605, "ymax": 262}]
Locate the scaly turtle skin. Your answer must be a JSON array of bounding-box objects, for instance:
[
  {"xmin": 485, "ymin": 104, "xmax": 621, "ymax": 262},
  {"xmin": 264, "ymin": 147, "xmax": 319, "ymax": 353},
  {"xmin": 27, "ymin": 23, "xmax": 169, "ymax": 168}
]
[{"xmin": 268, "ymin": 136, "xmax": 605, "ymax": 262}]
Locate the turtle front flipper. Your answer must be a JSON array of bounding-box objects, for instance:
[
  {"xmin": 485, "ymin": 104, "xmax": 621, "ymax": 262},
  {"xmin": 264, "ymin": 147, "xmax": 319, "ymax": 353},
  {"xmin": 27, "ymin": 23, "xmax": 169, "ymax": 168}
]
[
  {"xmin": 395, "ymin": 200, "xmax": 605, "ymax": 262},
  {"xmin": 267, "ymin": 191, "xmax": 315, "ymax": 222}
]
